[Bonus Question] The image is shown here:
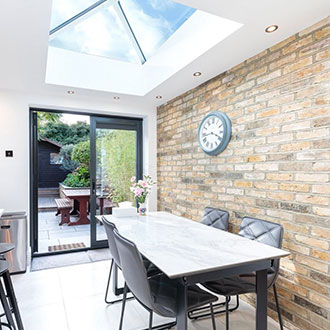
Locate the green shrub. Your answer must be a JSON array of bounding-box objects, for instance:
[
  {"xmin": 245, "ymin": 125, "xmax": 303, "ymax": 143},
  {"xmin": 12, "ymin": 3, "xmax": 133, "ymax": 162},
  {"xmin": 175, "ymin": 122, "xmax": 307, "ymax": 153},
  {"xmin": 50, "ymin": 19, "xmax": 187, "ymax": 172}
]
[
  {"xmin": 72, "ymin": 140, "xmax": 90, "ymax": 166},
  {"xmin": 63, "ymin": 166, "xmax": 90, "ymax": 187}
]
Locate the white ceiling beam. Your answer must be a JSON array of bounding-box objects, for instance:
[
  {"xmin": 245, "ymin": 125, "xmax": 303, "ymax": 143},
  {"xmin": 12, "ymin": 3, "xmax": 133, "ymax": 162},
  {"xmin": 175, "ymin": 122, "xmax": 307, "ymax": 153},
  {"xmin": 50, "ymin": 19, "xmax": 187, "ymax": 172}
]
[{"xmin": 113, "ymin": 1, "xmax": 146, "ymax": 64}]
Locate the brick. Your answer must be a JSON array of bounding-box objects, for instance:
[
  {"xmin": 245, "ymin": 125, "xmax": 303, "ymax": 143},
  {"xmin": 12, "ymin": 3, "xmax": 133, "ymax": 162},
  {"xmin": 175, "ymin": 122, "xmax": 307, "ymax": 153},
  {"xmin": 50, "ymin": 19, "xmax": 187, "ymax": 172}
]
[
  {"xmin": 311, "ymin": 226, "xmax": 330, "ymax": 240},
  {"xmin": 256, "ymin": 108, "xmax": 280, "ymax": 119},
  {"xmin": 313, "ymin": 206, "xmax": 330, "ymax": 217},
  {"xmin": 296, "ymin": 128, "xmax": 329, "ymax": 140},
  {"xmin": 295, "ymin": 235, "xmax": 329, "ymax": 250},
  {"xmin": 295, "ymin": 173, "xmax": 328, "ymax": 183},
  {"xmin": 280, "ymin": 141, "xmax": 310, "ymax": 152},
  {"xmin": 283, "ymin": 57, "xmax": 313, "ymax": 74},
  {"xmin": 266, "ymin": 173, "xmax": 293, "ymax": 181},
  {"xmin": 294, "ymin": 275, "xmax": 328, "ymax": 296},
  {"xmin": 309, "ymin": 292, "xmax": 330, "ymax": 311},
  {"xmin": 315, "ymin": 25, "xmax": 330, "ymax": 40},
  {"xmin": 295, "ymin": 255, "xmax": 328, "ymax": 272},
  {"xmin": 246, "ymin": 66, "xmax": 267, "ymax": 80},
  {"xmin": 282, "ymin": 121, "xmax": 310, "ymax": 132},
  {"xmin": 311, "ymin": 250, "xmax": 330, "ymax": 263},
  {"xmin": 294, "ymin": 296, "xmax": 328, "ymax": 319},
  {"xmin": 280, "ymin": 183, "xmax": 310, "ymax": 192},
  {"xmin": 282, "ymin": 35, "xmax": 313, "ymax": 55},
  {"xmin": 256, "ymin": 69, "xmax": 281, "ymax": 84},
  {"xmin": 296, "ymin": 194, "xmax": 329, "ymax": 205}
]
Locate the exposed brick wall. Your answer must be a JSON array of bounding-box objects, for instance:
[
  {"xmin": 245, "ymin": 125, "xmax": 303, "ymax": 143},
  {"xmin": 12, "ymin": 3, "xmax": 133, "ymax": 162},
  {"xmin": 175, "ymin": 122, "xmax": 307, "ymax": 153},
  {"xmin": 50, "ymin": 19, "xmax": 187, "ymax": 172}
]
[{"xmin": 157, "ymin": 16, "xmax": 330, "ymax": 330}]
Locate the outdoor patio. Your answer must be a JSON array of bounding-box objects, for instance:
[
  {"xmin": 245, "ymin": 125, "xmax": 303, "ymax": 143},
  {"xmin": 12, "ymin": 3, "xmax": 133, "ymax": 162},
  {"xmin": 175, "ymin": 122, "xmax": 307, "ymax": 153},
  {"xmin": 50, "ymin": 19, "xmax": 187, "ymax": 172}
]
[{"xmin": 38, "ymin": 210, "xmax": 107, "ymax": 254}]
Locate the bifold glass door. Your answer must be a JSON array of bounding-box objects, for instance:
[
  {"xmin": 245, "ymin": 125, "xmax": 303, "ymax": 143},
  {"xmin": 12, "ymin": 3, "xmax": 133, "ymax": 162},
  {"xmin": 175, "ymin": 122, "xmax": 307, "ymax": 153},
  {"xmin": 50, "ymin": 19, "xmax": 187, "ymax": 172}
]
[{"xmin": 90, "ymin": 117, "xmax": 143, "ymax": 247}]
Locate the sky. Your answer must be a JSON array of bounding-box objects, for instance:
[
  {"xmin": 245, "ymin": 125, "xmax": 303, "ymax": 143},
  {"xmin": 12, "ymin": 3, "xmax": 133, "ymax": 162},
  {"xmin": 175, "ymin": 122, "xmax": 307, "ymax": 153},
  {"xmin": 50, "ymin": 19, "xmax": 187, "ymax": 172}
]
[
  {"xmin": 49, "ymin": 0, "xmax": 196, "ymax": 62},
  {"xmin": 61, "ymin": 113, "xmax": 90, "ymax": 125}
]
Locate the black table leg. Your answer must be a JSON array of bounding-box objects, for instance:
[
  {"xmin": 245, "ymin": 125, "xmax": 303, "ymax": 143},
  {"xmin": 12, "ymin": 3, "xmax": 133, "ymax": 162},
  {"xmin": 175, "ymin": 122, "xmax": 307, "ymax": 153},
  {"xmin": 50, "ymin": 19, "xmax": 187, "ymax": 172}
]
[
  {"xmin": 177, "ymin": 279, "xmax": 187, "ymax": 330},
  {"xmin": 256, "ymin": 269, "xmax": 268, "ymax": 330}
]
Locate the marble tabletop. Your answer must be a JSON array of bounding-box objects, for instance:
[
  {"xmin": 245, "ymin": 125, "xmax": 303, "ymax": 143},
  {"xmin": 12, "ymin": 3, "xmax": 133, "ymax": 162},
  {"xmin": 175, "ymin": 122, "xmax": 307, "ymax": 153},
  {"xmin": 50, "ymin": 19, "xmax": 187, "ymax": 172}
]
[{"xmin": 98, "ymin": 212, "xmax": 289, "ymax": 279}]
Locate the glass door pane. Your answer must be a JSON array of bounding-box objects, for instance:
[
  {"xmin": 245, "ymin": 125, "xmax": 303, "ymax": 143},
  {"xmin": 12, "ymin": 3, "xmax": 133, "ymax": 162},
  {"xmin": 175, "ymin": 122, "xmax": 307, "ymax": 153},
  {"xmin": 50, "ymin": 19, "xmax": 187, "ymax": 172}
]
[
  {"xmin": 90, "ymin": 117, "xmax": 142, "ymax": 247},
  {"xmin": 96, "ymin": 128, "xmax": 136, "ymax": 241}
]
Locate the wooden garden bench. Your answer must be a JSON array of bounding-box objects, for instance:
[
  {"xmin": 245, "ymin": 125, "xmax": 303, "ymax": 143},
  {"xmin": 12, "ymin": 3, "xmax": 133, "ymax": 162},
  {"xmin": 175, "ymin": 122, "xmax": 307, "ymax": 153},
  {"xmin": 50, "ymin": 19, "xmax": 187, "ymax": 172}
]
[{"xmin": 55, "ymin": 198, "xmax": 72, "ymax": 225}]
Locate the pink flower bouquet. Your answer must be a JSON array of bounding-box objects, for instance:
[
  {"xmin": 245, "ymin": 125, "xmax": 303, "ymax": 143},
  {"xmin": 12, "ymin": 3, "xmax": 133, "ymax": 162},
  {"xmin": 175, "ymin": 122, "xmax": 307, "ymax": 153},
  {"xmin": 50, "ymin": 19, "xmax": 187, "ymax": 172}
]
[{"xmin": 130, "ymin": 175, "xmax": 156, "ymax": 204}]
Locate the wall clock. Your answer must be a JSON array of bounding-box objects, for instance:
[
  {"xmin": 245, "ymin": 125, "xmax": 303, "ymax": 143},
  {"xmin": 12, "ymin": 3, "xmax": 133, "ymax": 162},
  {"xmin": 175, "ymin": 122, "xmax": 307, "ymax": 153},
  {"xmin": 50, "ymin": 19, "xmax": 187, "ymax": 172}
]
[{"xmin": 198, "ymin": 111, "xmax": 231, "ymax": 155}]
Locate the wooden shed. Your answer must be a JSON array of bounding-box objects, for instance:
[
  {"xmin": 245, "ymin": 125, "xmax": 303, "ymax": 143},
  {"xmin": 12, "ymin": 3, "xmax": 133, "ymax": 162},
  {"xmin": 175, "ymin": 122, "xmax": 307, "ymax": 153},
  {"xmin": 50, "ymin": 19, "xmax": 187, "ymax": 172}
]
[{"xmin": 38, "ymin": 137, "xmax": 70, "ymax": 188}]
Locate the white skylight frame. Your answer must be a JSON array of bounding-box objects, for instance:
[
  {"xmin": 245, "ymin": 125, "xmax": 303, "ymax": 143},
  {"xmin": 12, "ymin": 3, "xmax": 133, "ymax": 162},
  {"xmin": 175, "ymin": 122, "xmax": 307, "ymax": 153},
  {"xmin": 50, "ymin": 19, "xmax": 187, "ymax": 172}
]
[{"xmin": 46, "ymin": 10, "xmax": 243, "ymax": 96}]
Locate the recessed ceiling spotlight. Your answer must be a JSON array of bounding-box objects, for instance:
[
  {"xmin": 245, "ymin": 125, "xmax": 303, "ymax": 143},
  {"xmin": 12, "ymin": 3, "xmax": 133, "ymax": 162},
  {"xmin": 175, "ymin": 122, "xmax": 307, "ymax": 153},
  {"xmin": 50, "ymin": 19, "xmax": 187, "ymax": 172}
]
[
  {"xmin": 193, "ymin": 72, "xmax": 202, "ymax": 77},
  {"xmin": 265, "ymin": 25, "xmax": 278, "ymax": 33},
  {"xmin": 156, "ymin": 95, "xmax": 162, "ymax": 99},
  {"xmin": 113, "ymin": 96, "xmax": 120, "ymax": 100},
  {"xmin": 67, "ymin": 90, "xmax": 75, "ymax": 94}
]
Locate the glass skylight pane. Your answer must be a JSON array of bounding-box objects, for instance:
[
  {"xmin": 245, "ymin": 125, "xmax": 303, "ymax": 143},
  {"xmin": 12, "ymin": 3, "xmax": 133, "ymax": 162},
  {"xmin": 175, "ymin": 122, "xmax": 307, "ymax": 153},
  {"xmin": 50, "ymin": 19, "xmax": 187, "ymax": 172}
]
[
  {"xmin": 49, "ymin": 5, "xmax": 141, "ymax": 63},
  {"xmin": 119, "ymin": 0, "xmax": 196, "ymax": 59},
  {"xmin": 50, "ymin": 0, "xmax": 100, "ymax": 30}
]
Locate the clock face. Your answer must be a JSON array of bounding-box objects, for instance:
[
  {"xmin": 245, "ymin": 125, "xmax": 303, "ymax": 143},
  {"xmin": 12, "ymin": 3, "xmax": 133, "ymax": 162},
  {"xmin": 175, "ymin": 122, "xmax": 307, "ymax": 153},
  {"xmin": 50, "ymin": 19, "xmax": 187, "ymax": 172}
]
[{"xmin": 198, "ymin": 112, "xmax": 231, "ymax": 155}]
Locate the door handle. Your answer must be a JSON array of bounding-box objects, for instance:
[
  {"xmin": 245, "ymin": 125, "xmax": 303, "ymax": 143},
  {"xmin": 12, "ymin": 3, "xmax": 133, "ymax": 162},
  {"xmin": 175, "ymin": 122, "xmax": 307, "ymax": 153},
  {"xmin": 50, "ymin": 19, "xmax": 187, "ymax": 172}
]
[{"xmin": 92, "ymin": 181, "xmax": 96, "ymax": 195}]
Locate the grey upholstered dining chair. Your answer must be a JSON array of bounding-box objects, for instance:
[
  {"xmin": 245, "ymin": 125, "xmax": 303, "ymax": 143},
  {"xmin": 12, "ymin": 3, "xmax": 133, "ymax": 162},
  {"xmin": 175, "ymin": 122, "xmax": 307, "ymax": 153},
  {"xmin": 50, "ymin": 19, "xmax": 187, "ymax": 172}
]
[
  {"xmin": 102, "ymin": 217, "xmax": 160, "ymax": 304},
  {"xmin": 201, "ymin": 207, "xmax": 229, "ymax": 231},
  {"xmin": 202, "ymin": 216, "xmax": 284, "ymax": 330},
  {"xmin": 189, "ymin": 207, "xmax": 237, "ymax": 320},
  {"xmin": 113, "ymin": 228, "xmax": 219, "ymax": 330}
]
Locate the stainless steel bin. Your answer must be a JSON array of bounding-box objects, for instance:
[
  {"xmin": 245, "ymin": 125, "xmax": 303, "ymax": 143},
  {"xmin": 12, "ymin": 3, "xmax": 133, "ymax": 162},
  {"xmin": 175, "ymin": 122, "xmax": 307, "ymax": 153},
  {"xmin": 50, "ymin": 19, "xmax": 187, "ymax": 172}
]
[{"xmin": 0, "ymin": 212, "xmax": 27, "ymax": 273}]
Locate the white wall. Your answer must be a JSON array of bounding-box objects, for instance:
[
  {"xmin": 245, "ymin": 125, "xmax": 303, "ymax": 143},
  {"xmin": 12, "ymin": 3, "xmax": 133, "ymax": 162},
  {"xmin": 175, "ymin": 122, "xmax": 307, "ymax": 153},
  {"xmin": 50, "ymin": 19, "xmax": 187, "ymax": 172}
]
[{"xmin": 0, "ymin": 90, "xmax": 157, "ymax": 216}]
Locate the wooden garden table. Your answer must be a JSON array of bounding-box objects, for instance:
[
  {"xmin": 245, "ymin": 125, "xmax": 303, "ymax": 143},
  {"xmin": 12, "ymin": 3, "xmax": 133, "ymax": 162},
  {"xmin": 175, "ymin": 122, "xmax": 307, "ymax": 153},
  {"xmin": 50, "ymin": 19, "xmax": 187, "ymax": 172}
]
[{"xmin": 63, "ymin": 189, "xmax": 91, "ymax": 226}]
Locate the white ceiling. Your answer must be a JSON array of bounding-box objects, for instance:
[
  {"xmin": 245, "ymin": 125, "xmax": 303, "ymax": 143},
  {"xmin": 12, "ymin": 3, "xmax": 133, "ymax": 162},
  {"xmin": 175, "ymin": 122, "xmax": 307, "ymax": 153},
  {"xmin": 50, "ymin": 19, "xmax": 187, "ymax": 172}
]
[{"xmin": 0, "ymin": 0, "xmax": 329, "ymax": 109}]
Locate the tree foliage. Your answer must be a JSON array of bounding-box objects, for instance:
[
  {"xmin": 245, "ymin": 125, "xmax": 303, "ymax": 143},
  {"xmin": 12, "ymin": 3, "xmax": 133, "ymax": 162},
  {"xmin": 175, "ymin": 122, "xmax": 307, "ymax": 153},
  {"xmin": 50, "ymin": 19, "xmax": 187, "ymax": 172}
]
[
  {"xmin": 39, "ymin": 121, "xmax": 90, "ymax": 145},
  {"xmin": 98, "ymin": 130, "xmax": 136, "ymax": 204}
]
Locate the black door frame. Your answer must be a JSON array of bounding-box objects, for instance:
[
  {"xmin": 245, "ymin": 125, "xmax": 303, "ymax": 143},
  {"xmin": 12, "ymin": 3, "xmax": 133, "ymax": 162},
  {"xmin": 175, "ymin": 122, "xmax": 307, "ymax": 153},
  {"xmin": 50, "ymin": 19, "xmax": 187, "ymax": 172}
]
[
  {"xmin": 29, "ymin": 108, "xmax": 143, "ymax": 257},
  {"xmin": 90, "ymin": 116, "xmax": 143, "ymax": 248}
]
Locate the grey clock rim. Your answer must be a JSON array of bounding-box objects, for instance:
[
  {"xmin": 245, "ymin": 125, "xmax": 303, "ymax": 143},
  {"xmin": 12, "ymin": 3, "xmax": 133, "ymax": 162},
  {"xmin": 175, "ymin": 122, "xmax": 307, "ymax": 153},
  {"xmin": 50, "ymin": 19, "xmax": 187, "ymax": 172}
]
[{"xmin": 197, "ymin": 111, "xmax": 232, "ymax": 156}]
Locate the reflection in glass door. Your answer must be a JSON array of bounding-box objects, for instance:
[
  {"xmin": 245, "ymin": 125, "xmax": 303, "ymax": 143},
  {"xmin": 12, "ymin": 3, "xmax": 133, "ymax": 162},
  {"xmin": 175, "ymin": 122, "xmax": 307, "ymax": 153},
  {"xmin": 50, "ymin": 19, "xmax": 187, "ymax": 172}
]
[{"xmin": 90, "ymin": 117, "xmax": 143, "ymax": 247}]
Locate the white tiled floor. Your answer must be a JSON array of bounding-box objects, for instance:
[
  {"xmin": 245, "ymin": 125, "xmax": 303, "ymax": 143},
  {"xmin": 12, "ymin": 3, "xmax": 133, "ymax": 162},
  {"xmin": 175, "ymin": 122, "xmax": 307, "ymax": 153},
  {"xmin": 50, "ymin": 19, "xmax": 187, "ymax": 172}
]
[
  {"xmin": 11, "ymin": 260, "xmax": 283, "ymax": 330},
  {"xmin": 38, "ymin": 211, "xmax": 107, "ymax": 253}
]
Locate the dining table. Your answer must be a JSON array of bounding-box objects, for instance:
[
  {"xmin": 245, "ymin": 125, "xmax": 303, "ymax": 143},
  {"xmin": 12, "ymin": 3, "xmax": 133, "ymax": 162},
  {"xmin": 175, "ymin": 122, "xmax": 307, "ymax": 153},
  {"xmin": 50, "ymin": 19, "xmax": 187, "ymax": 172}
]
[{"xmin": 99, "ymin": 211, "xmax": 289, "ymax": 330}]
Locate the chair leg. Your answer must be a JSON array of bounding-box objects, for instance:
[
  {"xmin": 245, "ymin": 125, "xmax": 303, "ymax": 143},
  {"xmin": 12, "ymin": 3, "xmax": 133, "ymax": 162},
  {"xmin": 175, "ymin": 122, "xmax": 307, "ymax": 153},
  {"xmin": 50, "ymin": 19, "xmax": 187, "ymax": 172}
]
[
  {"xmin": 210, "ymin": 303, "xmax": 216, "ymax": 330},
  {"xmin": 119, "ymin": 283, "xmax": 128, "ymax": 330},
  {"xmin": 188, "ymin": 295, "xmax": 239, "ymax": 320},
  {"xmin": 149, "ymin": 311, "xmax": 153, "ymax": 330},
  {"xmin": 0, "ymin": 279, "xmax": 16, "ymax": 330},
  {"xmin": 225, "ymin": 296, "xmax": 230, "ymax": 330},
  {"xmin": 2, "ymin": 271, "xmax": 23, "ymax": 330},
  {"xmin": 273, "ymin": 285, "xmax": 283, "ymax": 330},
  {"xmin": 105, "ymin": 260, "xmax": 114, "ymax": 304}
]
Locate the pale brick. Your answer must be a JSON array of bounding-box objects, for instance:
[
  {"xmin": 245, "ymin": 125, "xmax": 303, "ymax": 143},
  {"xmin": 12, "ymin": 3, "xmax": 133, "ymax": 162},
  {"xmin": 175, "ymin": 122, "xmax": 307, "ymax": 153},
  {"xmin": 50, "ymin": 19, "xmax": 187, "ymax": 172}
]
[
  {"xmin": 282, "ymin": 121, "xmax": 310, "ymax": 132},
  {"xmin": 296, "ymin": 194, "xmax": 329, "ymax": 205},
  {"xmin": 295, "ymin": 235, "xmax": 329, "ymax": 250},
  {"xmin": 283, "ymin": 57, "xmax": 313, "ymax": 74},
  {"xmin": 295, "ymin": 173, "xmax": 328, "ymax": 183}
]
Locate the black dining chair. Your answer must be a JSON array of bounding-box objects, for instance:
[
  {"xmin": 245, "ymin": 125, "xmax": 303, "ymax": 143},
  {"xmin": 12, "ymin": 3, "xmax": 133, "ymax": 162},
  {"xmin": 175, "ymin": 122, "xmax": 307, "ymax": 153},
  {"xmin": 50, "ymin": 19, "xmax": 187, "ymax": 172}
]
[
  {"xmin": 202, "ymin": 216, "xmax": 284, "ymax": 330},
  {"xmin": 102, "ymin": 217, "xmax": 160, "ymax": 304},
  {"xmin": 189, "ymin": 207, "xmax": 238, "ymax": 320},
  {"xmin": 113, "ymin": 228, "xmax": 219, "ymax": 330}
]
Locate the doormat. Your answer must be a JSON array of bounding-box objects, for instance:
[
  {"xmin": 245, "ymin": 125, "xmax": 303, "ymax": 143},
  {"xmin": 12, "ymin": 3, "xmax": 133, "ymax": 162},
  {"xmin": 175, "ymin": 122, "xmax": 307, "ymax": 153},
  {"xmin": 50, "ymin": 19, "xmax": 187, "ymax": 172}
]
[
  {"xmin": 48, "ymin": 242, "xmax": 86, "ymax": 252},
  {"xmin": 31, "ymin": 249, "xmax": 111, "ymax": 271}
]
